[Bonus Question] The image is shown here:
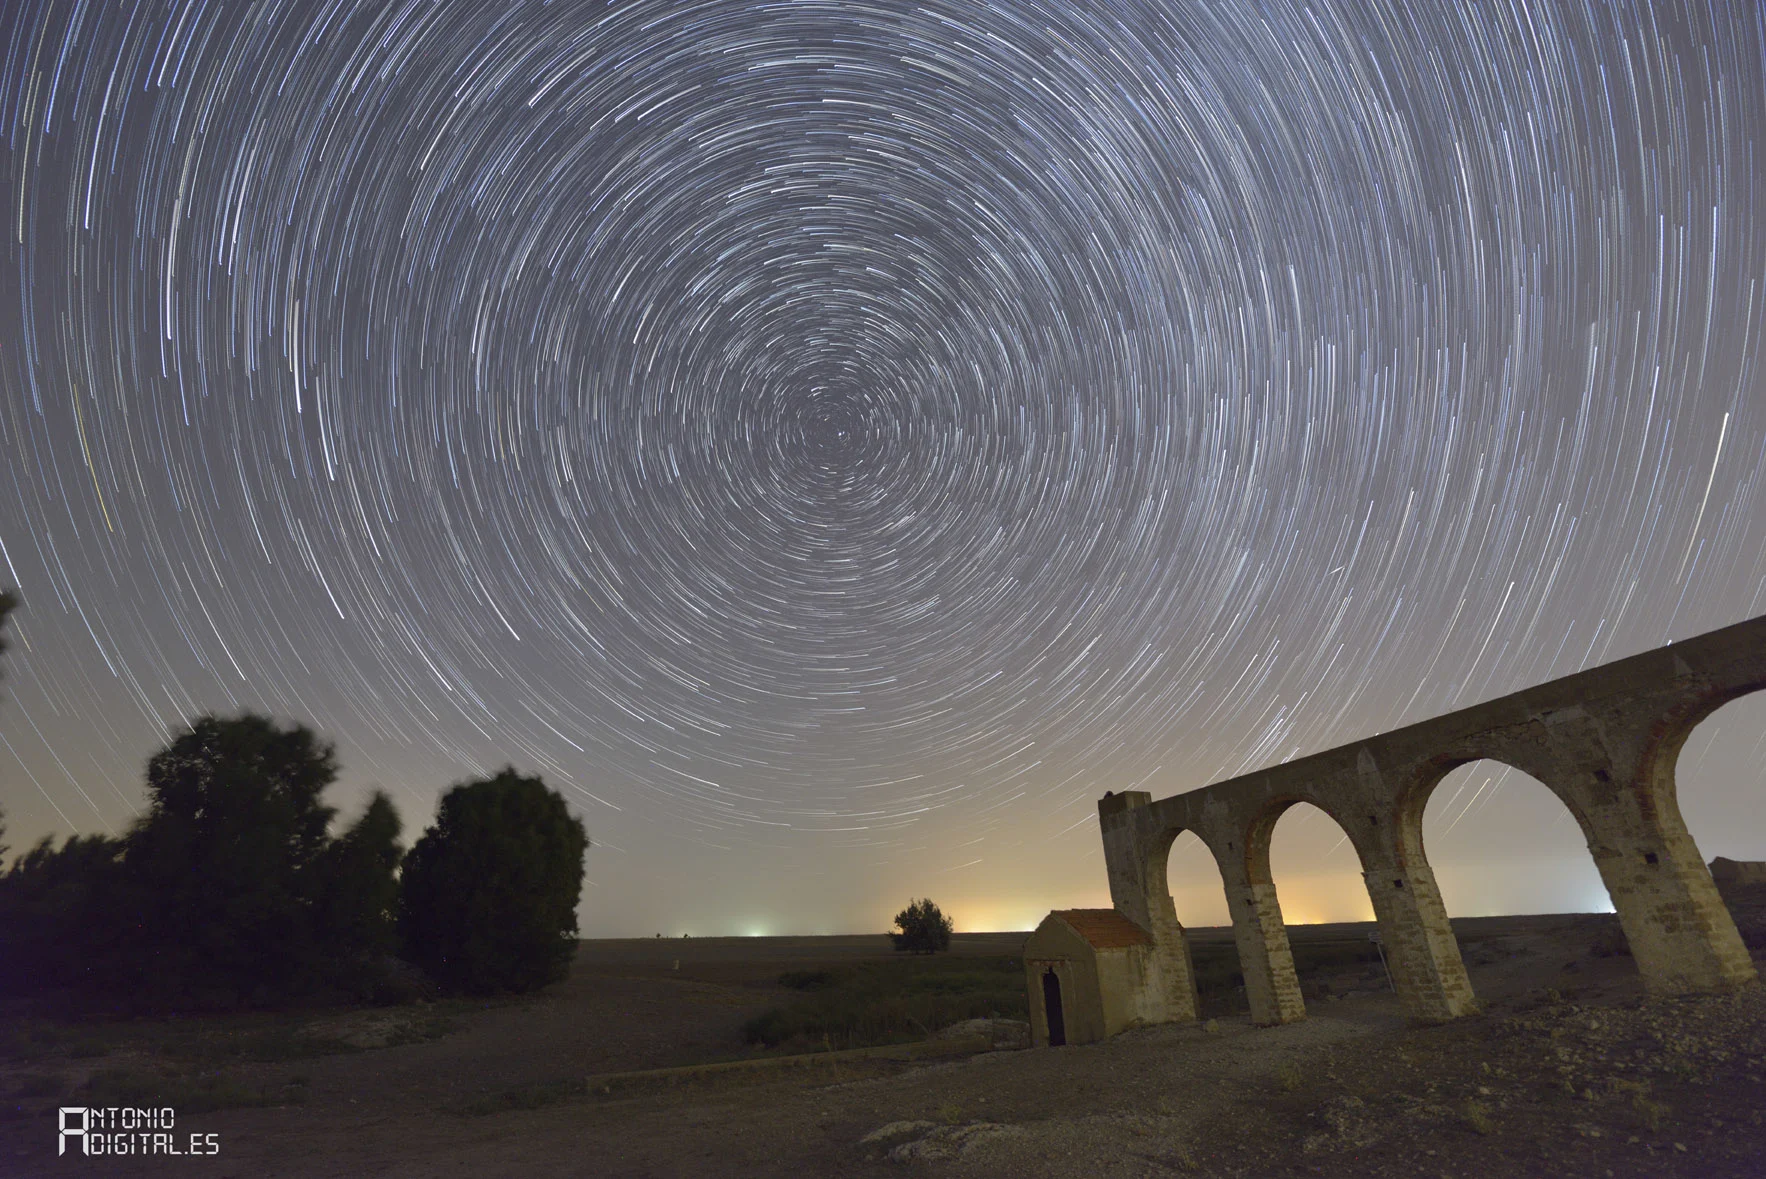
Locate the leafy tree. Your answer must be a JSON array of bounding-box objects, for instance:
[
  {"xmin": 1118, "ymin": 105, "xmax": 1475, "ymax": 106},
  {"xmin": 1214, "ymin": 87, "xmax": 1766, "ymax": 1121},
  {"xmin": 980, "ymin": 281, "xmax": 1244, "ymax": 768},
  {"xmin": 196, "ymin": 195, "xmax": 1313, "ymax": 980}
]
[
  {"xmin": 891, "ymin": 897, "xmax": 954, "ymax": 954},
  {"xmin": 0, "ymin": 591, "xmax": 119, "ymax": 1004},
  {"xmin": 121, "ymin": 713, "xmax": 342, "ymax": 1005},
  {"xmin": 311, "ymin": 790, "xmax": 405, "ymax": 995},
  {"xmin": 2, "ymin": 695, "xmax": 406, "ymax": 1008},
  {"xmin": 0, "ymin": 833, "xmax": 125, "ymax": 998},
  {"xmin": 399, "ymin": 768, "xmax": 588, "ymax": 995}
]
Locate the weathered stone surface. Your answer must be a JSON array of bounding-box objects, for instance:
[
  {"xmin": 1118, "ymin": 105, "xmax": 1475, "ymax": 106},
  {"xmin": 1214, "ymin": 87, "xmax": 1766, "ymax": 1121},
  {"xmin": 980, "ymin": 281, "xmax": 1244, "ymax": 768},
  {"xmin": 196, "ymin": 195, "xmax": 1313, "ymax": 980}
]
[
  {"xmin": 1092, "ymin": 613, "xmax": 1765, "ymax": 1033},
  {"xmin": 1711, "ymin": 857, "xmax": 1766, "ymax": 886}
]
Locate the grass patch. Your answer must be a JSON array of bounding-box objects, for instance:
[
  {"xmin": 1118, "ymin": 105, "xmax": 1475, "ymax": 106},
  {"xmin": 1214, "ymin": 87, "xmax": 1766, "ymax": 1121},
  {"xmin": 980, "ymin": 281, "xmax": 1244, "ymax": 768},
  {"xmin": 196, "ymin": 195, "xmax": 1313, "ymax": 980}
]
[
  {"xmin": 0, "ymin": 1071, "xmax": 68, "ymax": 1121},
  {"xmin": 182, "ymin": 1026, "xmax": 359, "ymax": 1062},
  {"xmin": 1189, "ymin": 938, "xmax": 1385, "ymax": 998},
  {"xmin": 383, "ymin": 1012, "xmax": 460, "ymax": 1047},
  {"xmin": 8, "ymin": 1073, "xmax": 65, "ymax": 1099},
  {"xmin": 65, "ymin": 1068, "xmax": 308, "ymax": 1114},
  {"xmin": 743, "ymin": 955, "xmax": 1026, "ymax": 1050},
  {"xmin": 1633, "ymin": 1095, "xmax": 1669, "ymax": 1133},
  {"xmin": 1293, "ymin": 940, "xmax": 1388, "ymax": 974},
  {"xmin": 0, "ymin": 1019, "xmax": 120, "ymax": 1062},
  {"xmin": 34, "ymin": 1003, "xmax": 467, "ymax": 1065}
]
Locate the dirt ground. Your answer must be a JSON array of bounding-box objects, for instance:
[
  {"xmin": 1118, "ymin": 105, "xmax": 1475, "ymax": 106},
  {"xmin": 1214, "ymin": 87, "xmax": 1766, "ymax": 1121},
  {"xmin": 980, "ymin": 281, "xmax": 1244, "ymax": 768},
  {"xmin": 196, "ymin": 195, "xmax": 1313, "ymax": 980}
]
[{"xmin": 4, "ymin": 913, "xmax": 1766, "ymax": 1178}]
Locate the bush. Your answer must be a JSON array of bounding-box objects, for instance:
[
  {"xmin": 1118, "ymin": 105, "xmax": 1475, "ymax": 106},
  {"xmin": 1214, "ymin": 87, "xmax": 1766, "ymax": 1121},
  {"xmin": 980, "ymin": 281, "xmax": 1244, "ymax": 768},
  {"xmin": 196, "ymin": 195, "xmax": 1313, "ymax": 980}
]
[
  {"xmin": 0, "ymin": 833, "xmax": 126, "ymax": 998},
  {"xmin": 891, "ymin": 898, "xmax": 953, "ymax": 954},
  {"xmin": 398, "ymin": 768, "xmax": 587, "ymax": 995}
]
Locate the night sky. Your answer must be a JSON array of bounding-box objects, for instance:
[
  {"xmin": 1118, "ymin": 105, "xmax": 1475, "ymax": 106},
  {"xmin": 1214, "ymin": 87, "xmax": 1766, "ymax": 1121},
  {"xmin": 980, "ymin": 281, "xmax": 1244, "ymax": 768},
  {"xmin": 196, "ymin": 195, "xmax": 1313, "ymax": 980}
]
[{"xmin": 2, "ymin": 1, "xmax": 1763, "ymax": 938}]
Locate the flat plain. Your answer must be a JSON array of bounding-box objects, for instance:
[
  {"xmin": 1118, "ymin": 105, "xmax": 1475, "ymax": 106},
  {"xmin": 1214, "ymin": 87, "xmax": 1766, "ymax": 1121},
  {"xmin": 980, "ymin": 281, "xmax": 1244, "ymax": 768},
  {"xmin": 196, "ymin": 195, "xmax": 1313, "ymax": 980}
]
[{"xmin": 4, "ymin": 892, "xmax": 1765, "ymax": 1177}]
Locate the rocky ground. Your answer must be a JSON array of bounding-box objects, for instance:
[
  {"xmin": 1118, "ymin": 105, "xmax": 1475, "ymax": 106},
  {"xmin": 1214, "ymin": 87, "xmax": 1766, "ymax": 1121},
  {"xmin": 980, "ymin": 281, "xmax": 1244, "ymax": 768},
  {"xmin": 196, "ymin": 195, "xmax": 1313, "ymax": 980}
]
[{"xmin": 3, "ymin": 902, "xmax": 1764, "ymax": 1177}]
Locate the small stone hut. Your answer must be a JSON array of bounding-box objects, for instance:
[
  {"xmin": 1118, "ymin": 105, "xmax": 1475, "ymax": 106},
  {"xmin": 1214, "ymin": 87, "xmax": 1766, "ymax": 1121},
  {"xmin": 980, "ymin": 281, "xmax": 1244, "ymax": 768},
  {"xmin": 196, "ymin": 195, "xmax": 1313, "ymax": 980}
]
[{"xmin": 1023, "ymin": 909, "xmax": 1157, "ymax": 1047}]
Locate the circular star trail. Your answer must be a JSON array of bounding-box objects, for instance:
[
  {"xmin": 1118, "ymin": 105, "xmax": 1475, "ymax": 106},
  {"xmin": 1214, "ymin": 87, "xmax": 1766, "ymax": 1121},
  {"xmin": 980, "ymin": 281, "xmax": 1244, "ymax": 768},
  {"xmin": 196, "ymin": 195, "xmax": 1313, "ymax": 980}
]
[{"xmin": 2, "ymin": 1, "xmax": 1764, "ymax": 932}]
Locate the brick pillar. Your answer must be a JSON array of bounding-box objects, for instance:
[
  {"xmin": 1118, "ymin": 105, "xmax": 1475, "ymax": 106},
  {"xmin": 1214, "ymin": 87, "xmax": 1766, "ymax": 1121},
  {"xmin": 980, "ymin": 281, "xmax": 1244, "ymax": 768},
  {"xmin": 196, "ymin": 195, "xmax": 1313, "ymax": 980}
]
[
  {"xmin": 1582, "ymin": 792, "xmax": 1757, "ymax": 993},
  {"xmin": 1100, "ymin": 795, "xmax": 1199, "ymax": 1023},
  {"xmin": 1359, "ymin": 852, "xmax": 1478, "ymax": 1021},
  {"xmin": 1215, "ymin": 851, "xmax": 1305, "ymax": 1025}
]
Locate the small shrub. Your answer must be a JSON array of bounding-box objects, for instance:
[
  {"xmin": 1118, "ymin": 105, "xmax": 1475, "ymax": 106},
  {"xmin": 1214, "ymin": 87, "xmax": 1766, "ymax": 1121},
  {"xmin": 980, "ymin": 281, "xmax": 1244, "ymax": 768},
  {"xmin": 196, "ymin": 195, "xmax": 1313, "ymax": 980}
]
[
  {"xmin": 778, "ymin": 969, "xmax": 841, "ymax": 991},
  {"xmin": 1165, "ymin": 1143, "xmax": 1198, "ymax": 1171},
  {"xmin": 741, "ymin": 1009, "xmax": 798, "ymax": 1047}
]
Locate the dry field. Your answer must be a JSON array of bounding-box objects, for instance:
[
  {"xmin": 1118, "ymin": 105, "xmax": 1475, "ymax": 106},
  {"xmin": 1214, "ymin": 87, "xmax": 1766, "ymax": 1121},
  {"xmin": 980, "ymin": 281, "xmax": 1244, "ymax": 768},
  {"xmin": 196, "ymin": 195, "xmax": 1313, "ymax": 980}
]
[{"xmin": 4, "ymin": 900, "xmax": 1765, "ymax": 1178}]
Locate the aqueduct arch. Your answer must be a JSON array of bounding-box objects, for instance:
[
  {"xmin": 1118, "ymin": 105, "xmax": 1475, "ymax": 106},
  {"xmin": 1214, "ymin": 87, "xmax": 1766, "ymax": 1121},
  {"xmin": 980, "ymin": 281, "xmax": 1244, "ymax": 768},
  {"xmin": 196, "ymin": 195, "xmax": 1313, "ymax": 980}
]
[
  {"xmin": 1096, "ymin": 614, "xmax": 1766, "ymax": 1030},
  {"xmin": 1411, "ymin": 759, "xmax": 1612, "ymax": 927}
]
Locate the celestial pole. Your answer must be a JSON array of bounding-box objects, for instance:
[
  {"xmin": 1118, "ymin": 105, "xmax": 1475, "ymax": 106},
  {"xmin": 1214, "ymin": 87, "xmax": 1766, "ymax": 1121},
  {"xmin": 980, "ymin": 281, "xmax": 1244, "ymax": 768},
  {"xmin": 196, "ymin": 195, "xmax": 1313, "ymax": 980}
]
[{"xmin": 1, "ymin": 1, "xmax": 1763, "ymax": 934}]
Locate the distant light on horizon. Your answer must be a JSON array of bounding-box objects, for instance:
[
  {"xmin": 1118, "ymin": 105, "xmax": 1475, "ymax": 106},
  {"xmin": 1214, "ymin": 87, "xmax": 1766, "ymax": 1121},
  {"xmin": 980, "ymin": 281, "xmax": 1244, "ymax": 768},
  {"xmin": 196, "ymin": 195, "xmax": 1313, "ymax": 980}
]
[{"xmin": 3, "ymin": 0, "xmax": 1765, "ymax": 938}]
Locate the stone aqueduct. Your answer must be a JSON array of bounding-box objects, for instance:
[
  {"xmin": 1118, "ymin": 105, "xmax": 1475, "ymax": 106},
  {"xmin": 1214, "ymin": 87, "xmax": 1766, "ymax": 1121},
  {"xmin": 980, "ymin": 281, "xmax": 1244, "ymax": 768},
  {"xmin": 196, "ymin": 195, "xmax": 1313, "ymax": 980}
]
[{"xmin": 1093, "ymin": 613, "xmax": 1766, "ymax": 1030}]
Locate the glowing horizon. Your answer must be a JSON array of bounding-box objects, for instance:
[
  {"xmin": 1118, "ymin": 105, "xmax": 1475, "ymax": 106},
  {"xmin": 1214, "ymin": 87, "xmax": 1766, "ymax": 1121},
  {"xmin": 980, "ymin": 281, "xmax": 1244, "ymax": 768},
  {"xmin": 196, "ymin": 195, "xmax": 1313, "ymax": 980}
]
[{"xmin": 3, "ymin": 1, "xmax": 1765, "ymax": 942}]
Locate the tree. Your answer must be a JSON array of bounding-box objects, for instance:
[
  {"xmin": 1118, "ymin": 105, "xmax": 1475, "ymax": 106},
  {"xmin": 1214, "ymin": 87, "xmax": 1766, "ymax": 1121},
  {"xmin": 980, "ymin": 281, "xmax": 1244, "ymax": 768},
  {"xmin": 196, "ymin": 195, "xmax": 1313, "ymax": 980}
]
[
  {"xmin": 311, "ymin": 790, "xmax": 405, "ymax": 994},
  {"xmin": 0, "ymin": 588, "xmax": 16, "ymax": 669},
  {"xmin": 0, "ymin": 833, "xmax": 125, "ymax": 998},
  {"xmin": 0, "ymin": 702, "xmax": 406, "ymax": 1009},
  {"xmin": 0, "ymin": 591, "xmax": 124, "ymax": 1003},
  {"xmin": 0, "ymin": 589, "xmax": 17, "ymax": 864},
  {"xmin": 891, "ymin": 898, "xmax": 954, "ymax": 954},
  {"xmin": 121, "ymin": 713, "xmax": 343, "ymax": 1005},
  {"xmin": 399, "ymin": 768, "xmax": 588, "ymax": 995}
]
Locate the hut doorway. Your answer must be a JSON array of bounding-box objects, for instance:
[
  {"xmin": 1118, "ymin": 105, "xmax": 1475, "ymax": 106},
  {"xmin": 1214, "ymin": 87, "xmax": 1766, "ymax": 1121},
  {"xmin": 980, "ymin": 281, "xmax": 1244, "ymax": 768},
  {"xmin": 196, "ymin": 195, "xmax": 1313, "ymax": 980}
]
[{"xmin": 1042, "ymin": 968, "xmax": 1066, "ymax": 1046}]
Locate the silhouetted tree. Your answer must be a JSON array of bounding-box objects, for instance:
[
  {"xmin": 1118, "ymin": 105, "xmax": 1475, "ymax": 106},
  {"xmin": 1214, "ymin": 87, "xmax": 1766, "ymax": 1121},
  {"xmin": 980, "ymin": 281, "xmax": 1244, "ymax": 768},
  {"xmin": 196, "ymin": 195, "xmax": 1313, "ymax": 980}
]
[
  {"xmin": 0, "ymin": 589, "xmax": 17, "ymax": 863},
  {"xmin": 121, "ymin": 713, "xmax": 342, "ymax": 1005},
  {"xmin": 0, "ymin": 593, "xmax": 99, "ymax": 998},
  {"xmin": 399, "ymin": 768, "xmax": 587, "ymax": 995},
  {"xmin": 312, "ymin": 790, "xmax": 404, "ymax": 988},
  {"xmin": 891, "ymin": 898, "xmax": 954, "ymax": 954},
  {"xmin": 2, "ymin": 697, "xmax": 406, "ymax": 1008},
  {"xmin": 0, "ymin": 833, "xmax": 125, "ymax": 998}
]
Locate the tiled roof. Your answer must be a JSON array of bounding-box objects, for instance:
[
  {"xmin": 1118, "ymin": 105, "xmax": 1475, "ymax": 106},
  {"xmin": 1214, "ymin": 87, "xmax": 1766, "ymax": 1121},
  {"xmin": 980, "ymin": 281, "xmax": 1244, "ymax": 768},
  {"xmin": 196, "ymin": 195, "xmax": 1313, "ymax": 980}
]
[{"xmin": 1051, "ymin": 908, "xmax": 1152, "ymax": 949}]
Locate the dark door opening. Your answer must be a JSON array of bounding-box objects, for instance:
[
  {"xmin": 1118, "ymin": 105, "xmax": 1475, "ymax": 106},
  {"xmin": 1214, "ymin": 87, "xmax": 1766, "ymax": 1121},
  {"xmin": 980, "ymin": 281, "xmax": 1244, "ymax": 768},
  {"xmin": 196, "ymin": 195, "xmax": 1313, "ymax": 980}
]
[{"xmin": 1042, "ymin": 967, "xmax": 1066, "ymax": 1046}]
